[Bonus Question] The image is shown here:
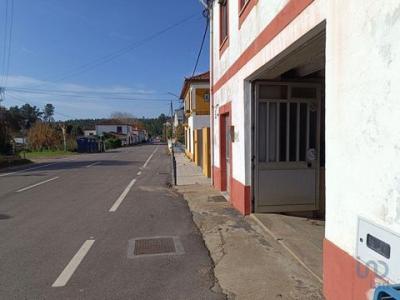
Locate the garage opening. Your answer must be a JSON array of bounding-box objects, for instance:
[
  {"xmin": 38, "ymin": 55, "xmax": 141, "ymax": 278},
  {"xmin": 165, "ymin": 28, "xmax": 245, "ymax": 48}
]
[
  {"xmin": 251, "ymin": 24, "xmax": 325, "ymax": 218},
  {"xmin": 250, "ymin": 24, "xmax": 326, "ymax": 279}
]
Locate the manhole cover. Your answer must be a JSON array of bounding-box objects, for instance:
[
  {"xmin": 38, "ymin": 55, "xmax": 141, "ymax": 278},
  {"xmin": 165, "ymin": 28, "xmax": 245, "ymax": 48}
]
[
  {"xmin": 135, "ymin": 237, "xmax": 175, "ymax": 255},
  {"xmin": 208, "ymin": 195, "xmax": 227, "ymax": 203},
  {"xmin": 128, "ymin": 236, "xmax": 184, "ymax": 258}
]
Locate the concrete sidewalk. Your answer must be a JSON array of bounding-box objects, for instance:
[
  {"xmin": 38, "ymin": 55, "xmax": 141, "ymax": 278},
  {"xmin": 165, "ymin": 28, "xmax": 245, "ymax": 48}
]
[{"xmin": 174, "ymin": 149, "xmax": 323, "ymax": 300}]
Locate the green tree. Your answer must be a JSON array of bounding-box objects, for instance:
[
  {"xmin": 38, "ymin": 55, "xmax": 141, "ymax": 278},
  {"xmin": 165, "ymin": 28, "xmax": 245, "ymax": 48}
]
[
  {"xmin": 19, "ymin": 104, "xmax": 43, "ymax": 129},
  {"xmin": 43, "ymin": 104, "xmax": 55, "ymax": 123}
]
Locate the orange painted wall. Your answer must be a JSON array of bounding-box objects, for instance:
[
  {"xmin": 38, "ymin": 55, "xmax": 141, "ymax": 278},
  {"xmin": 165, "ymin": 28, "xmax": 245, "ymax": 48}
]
[
  {"xmin": 323, "ymin": 239, "xmax": 379, "ymax": 300},
  {"xmin": 195, "ymin": 88, "xmax": 210, "ymax": 115}
]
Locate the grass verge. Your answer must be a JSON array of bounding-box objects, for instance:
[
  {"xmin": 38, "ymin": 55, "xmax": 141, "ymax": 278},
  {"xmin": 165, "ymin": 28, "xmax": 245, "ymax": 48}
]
[{"xmin": 20, "ymin": 150, "xmax": 76, "ymax": 160}]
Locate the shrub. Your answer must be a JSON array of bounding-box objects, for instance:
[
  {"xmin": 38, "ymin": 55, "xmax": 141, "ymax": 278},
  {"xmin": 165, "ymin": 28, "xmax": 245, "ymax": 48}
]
[{"xmin": 105, "ymin": 138, "xmax": 122, "ymax": 149}]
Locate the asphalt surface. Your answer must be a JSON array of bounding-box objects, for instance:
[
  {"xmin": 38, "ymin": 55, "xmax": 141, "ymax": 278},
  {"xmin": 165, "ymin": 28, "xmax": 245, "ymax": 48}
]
[{"xmin": 0, "ymin": 144, "xmax": 225, "ymax": 300}]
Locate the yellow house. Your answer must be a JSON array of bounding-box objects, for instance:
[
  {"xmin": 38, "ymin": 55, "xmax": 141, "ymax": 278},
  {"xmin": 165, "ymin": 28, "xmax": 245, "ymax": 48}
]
[{"xmin": 180, "ymin": 71, "xmax": 211, "ymax": 177}]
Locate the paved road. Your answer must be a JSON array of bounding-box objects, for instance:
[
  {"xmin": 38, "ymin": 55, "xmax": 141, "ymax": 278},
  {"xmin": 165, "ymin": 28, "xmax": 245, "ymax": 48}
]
[{"xmin": 0, "ymin": 144, "xmax": 224, "ymax": 300}]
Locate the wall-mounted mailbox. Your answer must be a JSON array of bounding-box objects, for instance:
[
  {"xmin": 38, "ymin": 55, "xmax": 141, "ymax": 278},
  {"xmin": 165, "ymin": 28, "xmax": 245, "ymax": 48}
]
[
  {"xmin": 357, "ymin": 217, "xmax": 400, "ymax": 283},
  {"xmin": 230, "ymin": 126, "xmax": 235, "ymax": 142}
]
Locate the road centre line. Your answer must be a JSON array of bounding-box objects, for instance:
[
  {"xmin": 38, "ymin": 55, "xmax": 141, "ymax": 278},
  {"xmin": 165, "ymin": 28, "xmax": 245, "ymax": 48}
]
[
  {"xmin": 137, "ymin": 171, "xmax": 142, "ymax": 176},
  {"xmin": 142, "ymin": 146, "xmax": 158, "ymax": 169},
  {"xmin": 109, "ymin": 178, "xmax": 136, "ymax": 212},
  {"xmin": 16, "ymin": 177, "xmax": 59, "ymax": 193},
  {"xmin": 108, "ymin": 148, "xmax": 157, "ymax": 212},
  {"xmin": 52, "ymin": 240, "xmax": 95, "ymax": 288}
]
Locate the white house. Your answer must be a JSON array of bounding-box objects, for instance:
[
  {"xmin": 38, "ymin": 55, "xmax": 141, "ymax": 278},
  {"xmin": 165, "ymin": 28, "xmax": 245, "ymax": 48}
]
[
  {"xmin": 95, "ymin": 123, "xmax": 136, "ymax": 145},
  {"xmin": 209, "ymin": 0, "xmax": 400, "ymax": 299},
  {"xmin": 173, "ymin": 108, "xmax": 184, "ymax": 128},
  {"xmin": 83, "ymin": 130, "xmax": 96, "ymax": 137}
]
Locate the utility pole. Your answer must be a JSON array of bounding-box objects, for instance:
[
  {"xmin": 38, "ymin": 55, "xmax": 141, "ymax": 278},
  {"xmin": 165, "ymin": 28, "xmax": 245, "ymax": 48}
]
[
  {"xmin": 61, "ymin": 124, "xmax": 67, "ymax": 152},
  {"xmin": 0, "ymin": 87, "xmax": 4, "ymax": 107}
]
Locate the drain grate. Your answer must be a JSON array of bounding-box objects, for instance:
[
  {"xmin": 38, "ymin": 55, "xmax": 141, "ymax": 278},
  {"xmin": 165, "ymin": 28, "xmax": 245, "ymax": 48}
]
[
  {"xmin": 134, "ymin": 237, "xmax": 175, "ymax": 255},
  {"xmin": 128, "ymin": 236, "xmax": 185, "ymax": 258}
]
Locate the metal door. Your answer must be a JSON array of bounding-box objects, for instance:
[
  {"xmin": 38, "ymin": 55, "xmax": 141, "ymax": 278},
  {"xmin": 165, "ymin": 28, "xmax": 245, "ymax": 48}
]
[
  {"xmin": 254, "ymin": 82, "xmax": 320, "ymax": 212},
  {"xmin": 198, "ymin": 129, "xmax": 203, "ymax": 167}
]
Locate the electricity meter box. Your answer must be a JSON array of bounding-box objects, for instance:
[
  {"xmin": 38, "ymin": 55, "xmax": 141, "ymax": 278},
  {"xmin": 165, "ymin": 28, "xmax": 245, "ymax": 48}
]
[{"xmin": 357, "ymin": 217, "xmax": 400, "ymax": 283}]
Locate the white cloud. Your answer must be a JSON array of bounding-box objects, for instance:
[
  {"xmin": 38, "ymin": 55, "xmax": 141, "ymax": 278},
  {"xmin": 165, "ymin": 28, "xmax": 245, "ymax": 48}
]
[{"xmin": 1, "ymin": 75, "xmax": 168, "ymax": 120}]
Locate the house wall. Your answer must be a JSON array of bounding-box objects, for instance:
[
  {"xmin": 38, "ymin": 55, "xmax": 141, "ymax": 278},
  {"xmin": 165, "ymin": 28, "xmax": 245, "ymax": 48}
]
[
  {"xmin": 195, "ymin": 88, "xmax": 210, "ymax": 115},
  {"xmin": 212, "ymin": 0, "xmax": 400, "ymax": 298},
  {"xmin": 324, "ymin": 1, "xmax": 400, "ymax": 299},
  {"xmin": 95, "ymin": 125, "xmax": 131, "ymax": 136},
  {"xmin": 211, "ymin": 0, "xmax": 325, "ymax": 213}
]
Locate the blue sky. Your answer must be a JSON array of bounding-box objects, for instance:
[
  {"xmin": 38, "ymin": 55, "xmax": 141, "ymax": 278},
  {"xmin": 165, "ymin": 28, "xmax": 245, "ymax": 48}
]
[{"xmin": 0, "ymin": 0, "xmax": 209, "ymax": 120}]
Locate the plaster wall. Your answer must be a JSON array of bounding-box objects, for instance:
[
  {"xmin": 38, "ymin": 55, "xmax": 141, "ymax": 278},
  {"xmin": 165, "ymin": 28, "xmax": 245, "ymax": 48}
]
[
  {"xmin": 211, "ymin": 0, "xmax": 325, "ymax": 185},
  {"xmin": 325, "ymin": 0, "xmax": 400, "ymax": 264}
]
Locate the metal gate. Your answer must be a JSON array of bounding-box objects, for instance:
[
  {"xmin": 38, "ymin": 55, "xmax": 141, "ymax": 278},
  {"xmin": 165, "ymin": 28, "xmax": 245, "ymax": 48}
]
[
  {"xmin": 197, "ymin": 129, "xmax": 203, "ymax": 167},
  {"xmin": 254, "ymin": 82, "xmax": 320, "ymax": 212}
]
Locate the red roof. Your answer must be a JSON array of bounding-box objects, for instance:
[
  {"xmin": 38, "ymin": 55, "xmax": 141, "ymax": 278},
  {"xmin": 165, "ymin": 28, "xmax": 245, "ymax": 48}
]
[{"xmin": 179, "ymin": 71, "xmax": 210, "ymax": 99}]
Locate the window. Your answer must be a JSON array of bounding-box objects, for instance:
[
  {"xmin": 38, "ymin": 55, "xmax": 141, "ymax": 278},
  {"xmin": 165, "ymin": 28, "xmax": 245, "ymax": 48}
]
[
  {"xmin": 219, "ymin": 0, "xmax": 229, "ymax": 45},
  {"xmin": 117, "ymin": 126, "xmax": 122, "ymax": 134},
  {"xmin": 238, "ymin": 0, "xmax": 257, "ymax": 28},
  {"xmin": 239, "ymin": 0, "xmax": 249, "ymax": 11},
  {"xmin": 204, "ymin": 93, "xmax": 210, "ymax": 102}
]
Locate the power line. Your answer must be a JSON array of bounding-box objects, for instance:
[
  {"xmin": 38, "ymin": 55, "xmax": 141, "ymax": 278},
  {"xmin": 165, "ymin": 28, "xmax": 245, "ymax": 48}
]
[
  {"xmin": 8, "ymin": 89, "xmax": 181, "ymax": 102},
  {"xmin": 7, "ymin": 86, "xmax": 173, "ymax": 97},
  {"xmin": 192, "ymin": 18, "xmax": 209, "ymax": 77},
  {"xmin": 4, "ymin": 0, "xmax": 14, "ymax": 87},
  {"xmin": 30, "ymin": 14, "xmax": 199, "ymax": 87},
  {"xmin": 6, "ymin": 93, "xmax": 76, "ymax": 119},
  {"xmin": 1, "ymin": 0, "xmax": 9, "ymax": 87}
]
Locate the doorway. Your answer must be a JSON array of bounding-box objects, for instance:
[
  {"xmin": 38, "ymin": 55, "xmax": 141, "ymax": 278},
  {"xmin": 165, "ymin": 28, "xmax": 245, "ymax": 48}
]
[
  {"xmin": 254, "ymin": 82, "xmax": 321, "ymax": 213},
  {"xmin": 220, "ymin": 112, "xmax": 231, "ymax": 195}
]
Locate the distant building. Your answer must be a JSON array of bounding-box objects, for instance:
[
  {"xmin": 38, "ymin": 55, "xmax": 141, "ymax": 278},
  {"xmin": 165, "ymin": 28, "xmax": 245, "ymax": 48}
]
[
  {"xmin": 180, "ymin": 71, "xmax": 210, "ymax": 162},
  {"xmin": 180, "ymin": 71, "xmax": 211, "ymax": 177},
  {"xmin": 83, "ymin": 130, "xmax": 96, "ymax": 137},
  {"xmin": 95, "ymin": 121, "xmax": 147, "ymax": 146},
  {"xmin": 95, "ymin": 123, "xmax": 136, "ymax": 145},
  {"xmin": 174, "ymin": 108, "xmax": 184, "ymax": 128}
]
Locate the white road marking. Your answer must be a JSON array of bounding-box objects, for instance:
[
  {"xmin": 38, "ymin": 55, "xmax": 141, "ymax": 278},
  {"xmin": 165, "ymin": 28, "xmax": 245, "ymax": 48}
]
[
  {"xmin": 137, "ymin": 171, "xmax": 142, "ymax": 176},
  {"xmin": 86, "ymin": 162, "xmax": 100, "ymax": 168},
  {"xmin": 108, "ymin": 147, "xmax": 158, "ymax": 212},
  {"xmin": 142, "ymin": 146, "xmax": 158, "ymax": 169},
  {"xmin": 52, "ymin": 240, "xmax": 95, "ymax": 288},
  {"xmin": 109, "ymin": 178, "xmax": 137, "ymax": 212},
  {"xmin": 16, "ymin": 177, "xmax": 59, "ymax": 193}
]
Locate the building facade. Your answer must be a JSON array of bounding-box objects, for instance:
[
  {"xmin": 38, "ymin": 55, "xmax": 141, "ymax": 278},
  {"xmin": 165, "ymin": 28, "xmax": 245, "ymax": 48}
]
[
  {"xmin": 96, "ymin": 124, "xmax": 138, "ymax": 145},
  {"xmin": 210, "ymin": 0, "xmax": 400, "ymax": 299},
  {"xmin": 180, "ymin": 72, "xmax": 210, "ymax": 163}
]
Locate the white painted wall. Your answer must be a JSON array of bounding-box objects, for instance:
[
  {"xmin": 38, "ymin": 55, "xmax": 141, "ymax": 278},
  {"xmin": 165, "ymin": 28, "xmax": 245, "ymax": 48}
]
[
  {"xmin": 325, "ymin": 0, "xmax": 400, "ymax": 263},
  {"xmin": 95, "ymin": 125, "xmax": 132, "ymax": 136},
  {"xmin": 211, "ymin": 0, "xmax": 325, "ymax": 185}
]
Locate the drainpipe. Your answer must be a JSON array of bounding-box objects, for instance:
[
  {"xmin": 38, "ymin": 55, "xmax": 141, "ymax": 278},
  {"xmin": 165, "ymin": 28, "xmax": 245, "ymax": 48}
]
[{"xmin": 208, "ymin": 1, "xmax": 215, "ymax": 186}]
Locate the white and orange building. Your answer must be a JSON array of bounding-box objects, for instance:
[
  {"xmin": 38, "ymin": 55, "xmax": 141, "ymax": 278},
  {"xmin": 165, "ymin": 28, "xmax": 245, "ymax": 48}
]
[
  {"xmin": 208, "ymin": 0, "xmax": 400, "ymax": 299},
  {"xmin": 181, "ymin": 71, "xmax": 211, "ymax": 176}
]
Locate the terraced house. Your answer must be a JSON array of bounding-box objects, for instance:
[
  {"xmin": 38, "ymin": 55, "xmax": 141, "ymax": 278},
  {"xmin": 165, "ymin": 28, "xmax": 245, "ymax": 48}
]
[
  {"xmin": 181, "ymin": 71, "xmax": 211, "ymax": 177},
  {"xmin": 208, "ymin": 0, "xmax": 400, "ymax": 299}
]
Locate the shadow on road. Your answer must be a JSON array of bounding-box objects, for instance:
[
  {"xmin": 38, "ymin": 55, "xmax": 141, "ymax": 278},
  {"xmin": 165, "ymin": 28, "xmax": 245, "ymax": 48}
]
[{"xmin": 0, "ymin": 160, "xmax": 139, "ymax": 176}]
